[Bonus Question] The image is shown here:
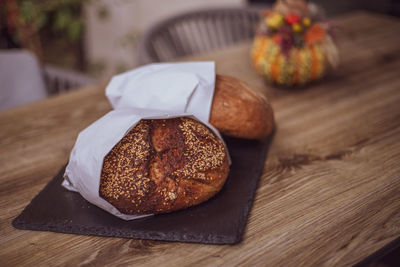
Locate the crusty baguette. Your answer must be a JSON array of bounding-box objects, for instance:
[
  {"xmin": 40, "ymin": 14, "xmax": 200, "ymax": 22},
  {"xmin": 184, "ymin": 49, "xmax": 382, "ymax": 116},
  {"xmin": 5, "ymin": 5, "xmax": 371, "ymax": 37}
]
[
  {"xmin": 100, "ymin": 117, "xmax": 229, "ymax": 215},
  {"xmin": 210, "ymin": 74, "xmax": 275, "ymax": 140}
]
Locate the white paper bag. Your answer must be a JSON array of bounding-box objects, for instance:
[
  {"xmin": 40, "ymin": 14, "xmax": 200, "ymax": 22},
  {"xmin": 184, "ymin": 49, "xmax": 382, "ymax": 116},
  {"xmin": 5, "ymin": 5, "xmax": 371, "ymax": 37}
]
[{"xmin": 63, "ymin": 62, "xmax": 227, "ymax": 220}]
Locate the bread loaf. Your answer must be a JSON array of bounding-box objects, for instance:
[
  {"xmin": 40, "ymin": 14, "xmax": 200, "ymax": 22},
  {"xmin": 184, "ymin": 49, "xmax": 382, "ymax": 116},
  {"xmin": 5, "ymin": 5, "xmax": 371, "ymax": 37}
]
[
  {"xmin": 210, "ymin": 75, "xmax": 275, "ymax": 140},
  {"xmin": 100, "ymin": 117, "xmax": 229, "ymax": 215}
]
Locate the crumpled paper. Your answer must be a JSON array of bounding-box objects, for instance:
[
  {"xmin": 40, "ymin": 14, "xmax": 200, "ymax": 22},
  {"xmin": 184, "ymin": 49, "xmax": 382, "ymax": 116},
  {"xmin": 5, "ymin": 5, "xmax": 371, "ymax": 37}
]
[{"xmin": 63, "ymin": 62, "xmax": 227, "ymax": 220}]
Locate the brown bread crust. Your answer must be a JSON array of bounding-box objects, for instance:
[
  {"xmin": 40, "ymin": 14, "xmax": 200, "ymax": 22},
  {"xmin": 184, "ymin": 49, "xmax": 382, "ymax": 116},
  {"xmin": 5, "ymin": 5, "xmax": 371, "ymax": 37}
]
[
  {"xmin": 99, "ymin": 117, "xmax": 229, "ymax": 215},
  {"xmin": 210, "ymin": 74, "xmax": 275, "ymax": 140}
]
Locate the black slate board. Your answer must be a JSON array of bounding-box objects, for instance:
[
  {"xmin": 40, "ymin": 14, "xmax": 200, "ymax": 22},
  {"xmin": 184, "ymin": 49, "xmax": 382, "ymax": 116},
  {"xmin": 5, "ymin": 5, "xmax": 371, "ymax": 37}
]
[{"xmin": 12, "ymin": 134, "xmax": 273, "ymax": 244}]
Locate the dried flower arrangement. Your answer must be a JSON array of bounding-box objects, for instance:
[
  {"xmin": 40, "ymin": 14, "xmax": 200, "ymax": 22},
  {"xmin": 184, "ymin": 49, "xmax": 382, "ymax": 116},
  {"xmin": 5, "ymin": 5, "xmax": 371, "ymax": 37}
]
[{"xmin": 251, "ymin": 0, "xmax": 339, "ymax": 86}]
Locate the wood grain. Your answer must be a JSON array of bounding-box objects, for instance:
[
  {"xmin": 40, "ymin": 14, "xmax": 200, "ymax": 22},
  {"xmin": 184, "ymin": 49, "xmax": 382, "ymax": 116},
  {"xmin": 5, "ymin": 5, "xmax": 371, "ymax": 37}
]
[{"xmin": 1, "ymin": 11, "xmax": 400, "ymax": 266}]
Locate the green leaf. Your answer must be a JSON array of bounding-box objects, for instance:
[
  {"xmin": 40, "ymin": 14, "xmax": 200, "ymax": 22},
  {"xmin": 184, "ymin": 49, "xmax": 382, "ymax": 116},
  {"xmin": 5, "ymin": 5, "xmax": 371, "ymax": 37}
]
[
  {"xmin": 54, "ymin": 9, "xmax": 72, "ymax": 31},
  {"xmin": 20, "ymin": 1, "xmax": 36, "ymax": 22},
  {"xmin": 67, "ymin": 19, "xmax": 82, "ymax": 41}
]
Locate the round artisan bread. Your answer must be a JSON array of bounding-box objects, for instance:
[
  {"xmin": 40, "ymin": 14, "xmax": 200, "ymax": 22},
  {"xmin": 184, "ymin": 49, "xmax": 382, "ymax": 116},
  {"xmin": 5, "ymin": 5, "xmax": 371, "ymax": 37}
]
[
  {"xmin": 210, "ymin": 74, "xmax": 275, "ymax": 140},
  {"xmin": 100, "ymin": 117, "xmax": 229, "ymax": 215}
]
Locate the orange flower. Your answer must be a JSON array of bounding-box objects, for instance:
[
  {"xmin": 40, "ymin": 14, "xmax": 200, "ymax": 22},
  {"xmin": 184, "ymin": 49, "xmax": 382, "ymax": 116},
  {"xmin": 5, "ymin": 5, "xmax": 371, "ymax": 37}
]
[
  {"xmin": 304, "ymin": 24, "xmax": 326, "ymax": 46},
  {"xmin": 273, "ymin": 34, "xmax": 281, "ymax": 44}
]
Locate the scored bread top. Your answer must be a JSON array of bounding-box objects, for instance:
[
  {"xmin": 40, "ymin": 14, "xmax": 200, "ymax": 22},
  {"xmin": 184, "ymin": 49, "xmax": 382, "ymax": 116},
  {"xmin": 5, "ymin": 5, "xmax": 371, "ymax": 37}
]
[{"xmin": 100, "ymin": 117, "xmax": 229, "ymax": 215}]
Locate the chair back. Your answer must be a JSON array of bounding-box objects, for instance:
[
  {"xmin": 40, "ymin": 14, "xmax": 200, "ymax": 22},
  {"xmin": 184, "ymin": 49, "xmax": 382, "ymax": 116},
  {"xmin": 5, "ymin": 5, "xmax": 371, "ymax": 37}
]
[
  {"xmin": 43, "ymin": 65, "xmax": 95, "ymax": 95},
  {"xmin": 137, "ymin": 7, "xmax": 261, "ymax": 64}
]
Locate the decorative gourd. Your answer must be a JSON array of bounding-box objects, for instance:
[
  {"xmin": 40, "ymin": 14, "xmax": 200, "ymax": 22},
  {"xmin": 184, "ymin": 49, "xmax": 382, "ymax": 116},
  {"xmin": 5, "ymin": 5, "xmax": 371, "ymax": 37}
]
[{"xmin": 251, "ymin": 3, "xmax": 338, "ymax": 86}]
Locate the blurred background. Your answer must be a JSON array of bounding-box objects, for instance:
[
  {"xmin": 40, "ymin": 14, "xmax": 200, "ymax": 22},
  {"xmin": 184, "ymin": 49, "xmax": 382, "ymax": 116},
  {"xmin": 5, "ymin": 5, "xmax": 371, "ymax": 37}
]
[
  {"xmin": 1, "ymin": 0, "xmax": 400, "ymax": 111},
  {"xmin": 1, "ymin": 2, "xmax": 400, "ymax": 264},
  {"xmin": 1, "ymin": 0, "xmax": 399, "ymax": 80}
]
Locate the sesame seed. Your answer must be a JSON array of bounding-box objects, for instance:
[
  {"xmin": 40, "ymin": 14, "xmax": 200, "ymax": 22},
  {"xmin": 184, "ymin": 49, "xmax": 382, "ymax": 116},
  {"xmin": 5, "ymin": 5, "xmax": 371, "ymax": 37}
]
[{"xmin": 99, "ymin": 117, "xmax": 228, "ymax": 215}]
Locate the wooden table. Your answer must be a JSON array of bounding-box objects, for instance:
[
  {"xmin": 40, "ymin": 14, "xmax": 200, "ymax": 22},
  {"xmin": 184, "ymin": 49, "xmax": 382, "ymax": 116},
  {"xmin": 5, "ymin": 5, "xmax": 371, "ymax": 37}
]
[{"xmin": 1, "ymin": 11, "xmax": 400, "ymax": 266}]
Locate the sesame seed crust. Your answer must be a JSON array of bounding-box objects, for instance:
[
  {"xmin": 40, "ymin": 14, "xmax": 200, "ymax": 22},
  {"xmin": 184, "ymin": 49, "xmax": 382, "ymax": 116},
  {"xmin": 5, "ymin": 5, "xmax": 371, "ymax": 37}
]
[{"xmin": 99, "ymin": 117, "xmax": 229, "ymax": 215}]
